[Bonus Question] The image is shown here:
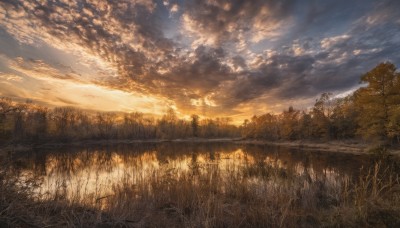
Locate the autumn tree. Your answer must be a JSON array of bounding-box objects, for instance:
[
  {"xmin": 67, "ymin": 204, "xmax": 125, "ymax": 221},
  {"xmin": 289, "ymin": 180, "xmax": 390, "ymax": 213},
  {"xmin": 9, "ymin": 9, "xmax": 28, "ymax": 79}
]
[
  {"xmin": 355, "ymin": 62, "xmax": 400, "ymax": 142},
  {"xmin": 241, "ymin": 119, "xmax": 251, "ymax": 138},
  {"xmin": 298, "ymin": 111, "xmax": 312, "ymax": 139},
  {"xmin": 252, "ymin": 114, "xmax": 279, "ymax": 140},
  {"xmin": 191, "ymin": 114, "xmax": 199, "ymax": 137},
  {"xmin": 330, "ymin": 96, "xmax": 358, "ymax": 139},
  {"xmin": 77, "ymin": 111, "xmax": 92, "ymax": 139},
  {"xmin": 200, "ymin": 118, "xmax": 217, "ymax": 138},
  {"xmin": 310, "ymin": 93, "xmax": 332, "ymax": 139},
  {"xmin": 13, "ymin": 103, "xmax": 27, "ymax": 139},
  {"xmin": 157, "ymin": 108, "xmax": 178, "ymax": 139},
  {"xmin": 28, "ymin": 107, "xmax": 48, "ymax": 142},
  {"xmin": 0, "ymin": 98, "xmax": 16, "ymax": 139},
  {"xmin": 280, "ymin": 106, "xmax": 300, "ymax": 140},
  {"xmin": 96, "ymin": 112, "xmax": 116, "ymax": 139},
  {"xmin": 122, "ymin": 112, "xmax": 144, "ymax": 139},
  {"xmin": 52, "ymin": 107, "xmax": 72, "ymax": 139}
]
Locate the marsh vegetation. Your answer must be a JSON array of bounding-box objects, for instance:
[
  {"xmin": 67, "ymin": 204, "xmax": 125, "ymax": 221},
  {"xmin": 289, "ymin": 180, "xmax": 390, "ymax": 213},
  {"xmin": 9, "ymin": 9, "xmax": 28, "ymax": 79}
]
[{"xmin": 1, "ymin": 143, "xmax": 399, "ymax": 227}]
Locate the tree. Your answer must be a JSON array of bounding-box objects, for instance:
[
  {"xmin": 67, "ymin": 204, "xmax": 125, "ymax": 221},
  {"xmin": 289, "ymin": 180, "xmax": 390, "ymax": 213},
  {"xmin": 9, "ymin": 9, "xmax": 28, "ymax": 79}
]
[
  {"xmin": 30, "ymin": 107, "xmax": 48, "ymax": 141},
  {"xmin": 252, "ymin": 114, "xmax": 279, "ymax": 140},
  {"xmin": 122, "ymin": 112, "xmax": 144, "ymax": 139},
  {"xmin": 13, "ymin": 104, "xmax": 27, "ymax": 139},
  {"xmin": 330, "ymin": 96, "xmax": 358, "ymax": 139},
  {"xmin": 280, "ymin": 106, "xmax": 300, "ymax": 140},
  {"xmin": 0, "ymin": 98, "xmax": 16, "ymax": 139},
  {"xmin": 299, "ymin": 111, "xmax": 312, "ymax": 139},
  {"xmin": 241, "ymin": 119, "xmax": 250, "ymax": 138},
  {"xmin": 191, "ymin": 114, "xmax": 199, "ymax": 137},
  {"xmin": 96, "ymin": 112, "xmax": 116, "ymax": 139},
  {"xmin": 310, "ymin": 93, "xmax": 332, "ymax": 139},
  {"xmin": 53, "ymin": 107, "xmax": 72, "ymax": 138},
  {"xmin": 77, "ymin": 111, "xmax": 92, "ymax": 139},
  {"xmin": 355, "ymin": 62, "xmax": 400, "ymax": 142}
]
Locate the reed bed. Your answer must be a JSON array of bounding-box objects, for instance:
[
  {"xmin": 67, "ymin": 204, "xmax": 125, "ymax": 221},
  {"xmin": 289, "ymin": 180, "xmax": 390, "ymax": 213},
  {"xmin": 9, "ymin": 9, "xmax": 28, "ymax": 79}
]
[{"xmin": 0, "ymin": 156, "xmax": 399, "ymax": 227}]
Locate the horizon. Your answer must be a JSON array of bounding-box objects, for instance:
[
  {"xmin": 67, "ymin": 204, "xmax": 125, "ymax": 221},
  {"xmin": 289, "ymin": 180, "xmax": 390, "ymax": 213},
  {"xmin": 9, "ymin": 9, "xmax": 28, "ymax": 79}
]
[{"xmin": 1, "ymin": 0, "xmax": 400, "ymax": 123}]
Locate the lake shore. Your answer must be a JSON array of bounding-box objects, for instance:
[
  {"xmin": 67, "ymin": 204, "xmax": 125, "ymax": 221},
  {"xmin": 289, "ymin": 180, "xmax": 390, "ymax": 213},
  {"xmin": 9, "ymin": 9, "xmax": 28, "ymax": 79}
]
[
  {"xmin": 1, "ymin": 138, "xmax": 399, "ymax": 157},
  {"xmin": 239, "ymin": 139, "xmax": 399, "ymax": 157}
]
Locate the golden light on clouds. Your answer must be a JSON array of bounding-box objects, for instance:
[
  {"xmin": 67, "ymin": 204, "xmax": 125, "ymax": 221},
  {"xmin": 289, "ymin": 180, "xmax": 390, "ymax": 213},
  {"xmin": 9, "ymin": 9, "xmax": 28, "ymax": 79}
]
[
  {"xmin": 1, "ymin": 67, "xmax": 167, "ymax": 115},
  {"xmin": 0, "ymin": 0, "xmax": 399, "ymax": 122},
  {"xmin": 47, "ymin": 81, "xmax": 167, "ymax": 114}
]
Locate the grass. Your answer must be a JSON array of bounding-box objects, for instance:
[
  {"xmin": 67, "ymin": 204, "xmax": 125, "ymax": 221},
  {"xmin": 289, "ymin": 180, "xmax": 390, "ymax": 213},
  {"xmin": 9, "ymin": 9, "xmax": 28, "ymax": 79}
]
[{"xmin": 0, "ymin": 149, "xmax": 399, "ymax": 227}]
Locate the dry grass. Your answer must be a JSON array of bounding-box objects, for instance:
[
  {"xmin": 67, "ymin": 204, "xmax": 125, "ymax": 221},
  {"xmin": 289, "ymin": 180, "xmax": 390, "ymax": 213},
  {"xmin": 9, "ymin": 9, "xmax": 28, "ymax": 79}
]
[{"xmin": 0, "ymin": 155, "xmax": 399, "ymax": 227}]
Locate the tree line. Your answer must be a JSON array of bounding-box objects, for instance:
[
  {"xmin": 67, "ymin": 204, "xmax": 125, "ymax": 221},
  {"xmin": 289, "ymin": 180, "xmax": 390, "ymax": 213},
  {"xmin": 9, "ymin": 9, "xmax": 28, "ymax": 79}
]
[
  {"xmin": 0, "ymin": 62, "xmax": 399, "ymax": 144},
  {"xmin": 242, "ymin": 62, "xmax": 400, "ymax": 144},
  {"xmin": 0, "ymin": 99, "xmax": 240, "ymax": 143}
]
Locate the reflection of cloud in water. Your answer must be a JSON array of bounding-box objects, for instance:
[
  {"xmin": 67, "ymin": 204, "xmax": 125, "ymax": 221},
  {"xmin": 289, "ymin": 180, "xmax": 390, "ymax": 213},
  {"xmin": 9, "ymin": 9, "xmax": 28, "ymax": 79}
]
[{"xmin": 13, "ymin": 143, "xmax": 366, "ymax": 207}]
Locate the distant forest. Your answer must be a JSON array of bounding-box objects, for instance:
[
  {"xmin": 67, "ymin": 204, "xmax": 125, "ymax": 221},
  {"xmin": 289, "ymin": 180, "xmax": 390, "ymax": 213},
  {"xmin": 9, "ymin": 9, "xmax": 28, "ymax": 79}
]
[{"xmin": 1, "ymin": 62, "xmax": 399, "ymax": 144}]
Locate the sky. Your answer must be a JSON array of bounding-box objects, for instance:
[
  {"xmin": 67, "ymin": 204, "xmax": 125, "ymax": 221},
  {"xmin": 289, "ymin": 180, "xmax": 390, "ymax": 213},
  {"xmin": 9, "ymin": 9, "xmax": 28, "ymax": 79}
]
[{"xmin": 0, "ymin": 0, "xmax": 399, "ymax": 122}]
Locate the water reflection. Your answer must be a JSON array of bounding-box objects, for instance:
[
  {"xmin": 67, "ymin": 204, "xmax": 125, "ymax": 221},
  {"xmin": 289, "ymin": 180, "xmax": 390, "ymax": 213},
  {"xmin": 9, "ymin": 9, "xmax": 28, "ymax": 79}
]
[{"xmin": 8, "ymin": 143, "xmax": 368, "ymax": 206}]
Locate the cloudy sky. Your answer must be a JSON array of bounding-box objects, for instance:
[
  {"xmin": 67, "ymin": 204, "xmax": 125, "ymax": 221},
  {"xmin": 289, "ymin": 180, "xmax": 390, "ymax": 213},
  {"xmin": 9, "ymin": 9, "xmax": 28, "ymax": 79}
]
[{"xmin": 0, "ymin": 0, "xmax": 399, "ymax": 122}]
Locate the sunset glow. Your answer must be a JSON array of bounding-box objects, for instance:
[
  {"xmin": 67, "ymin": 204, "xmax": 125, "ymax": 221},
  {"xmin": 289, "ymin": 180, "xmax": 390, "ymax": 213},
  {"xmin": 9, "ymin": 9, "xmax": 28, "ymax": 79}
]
[{"xmin": 1, "ymin": 0, "xmax": 399, "ymax": 121}]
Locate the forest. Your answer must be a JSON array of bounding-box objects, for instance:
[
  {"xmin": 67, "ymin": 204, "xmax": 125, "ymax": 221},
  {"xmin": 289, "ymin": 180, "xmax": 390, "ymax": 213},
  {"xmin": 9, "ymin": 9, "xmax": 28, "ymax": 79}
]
[{"xmin": 1, "ymin": 62, "xmax": 399, "ymax": 145}]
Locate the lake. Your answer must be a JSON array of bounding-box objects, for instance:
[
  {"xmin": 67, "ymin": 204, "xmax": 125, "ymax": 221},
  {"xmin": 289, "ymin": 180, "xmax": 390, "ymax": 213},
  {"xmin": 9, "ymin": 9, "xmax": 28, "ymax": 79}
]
[{"xmin": 7, "ymin": 142, "xmax": 369, "ymax": 206}]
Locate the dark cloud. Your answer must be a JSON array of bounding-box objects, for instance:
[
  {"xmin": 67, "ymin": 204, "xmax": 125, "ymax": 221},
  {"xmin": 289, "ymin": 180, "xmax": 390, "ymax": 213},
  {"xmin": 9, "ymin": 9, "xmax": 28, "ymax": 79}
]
[
  {"xmin": 182, "ymin": 0, "xmax": 295, "ymax": 45},
  {"xmin": 215, "ymin": 53, "xmax": 316, "ymax": 107},
  {"xmin": 215, "ymin": 0, "xmax": 400, "ymax": 107},
  {"xmin": 164, "ymin": 46, "xmax": 231, "ymax": 91}
]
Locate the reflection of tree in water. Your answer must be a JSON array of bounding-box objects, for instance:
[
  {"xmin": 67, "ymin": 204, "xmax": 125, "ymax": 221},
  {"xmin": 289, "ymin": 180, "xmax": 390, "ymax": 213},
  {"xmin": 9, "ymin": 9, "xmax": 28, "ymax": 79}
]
[
  {"xmin": 6, "ymin": 142, "xmax": 372, "ymax": 203},
  {"xmin": 241, "ymin": 144, "xmax": 368, "ymax": 179},
  {"xmin": 209, "ymin": 149, "xmax": 215, "ymax": 161},
  {"xmin": 9, "ymin": 143, "xmax": 368, "ymax": 181}
]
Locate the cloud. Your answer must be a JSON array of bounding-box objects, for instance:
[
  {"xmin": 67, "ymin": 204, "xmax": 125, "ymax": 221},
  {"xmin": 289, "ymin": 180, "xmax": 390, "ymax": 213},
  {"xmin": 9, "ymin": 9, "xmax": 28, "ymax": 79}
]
[
  {"xmin": 0, "ymin": 72, "xmax": 23, "ymax": 82},
  {"xmin": 8, "ymin": 57, "xmax": 81, "ymax": 81},
  {"xmin": 0, "ymin": 58, "xmax": 168, "ymax": 114},
  {"xmin": 0, "ymin": 0, "xmax": 399, "ymax": 121},
  {"xmin": 0, "ymin": 0, "xmax": 172, "ymax": 76},
  {"xmin": 170, "ymin": 4, "xmax": 179, "ymax": 14},
  {"xmin": 181, "ymin": 0, "xmax": 294, "ymax": 48}
]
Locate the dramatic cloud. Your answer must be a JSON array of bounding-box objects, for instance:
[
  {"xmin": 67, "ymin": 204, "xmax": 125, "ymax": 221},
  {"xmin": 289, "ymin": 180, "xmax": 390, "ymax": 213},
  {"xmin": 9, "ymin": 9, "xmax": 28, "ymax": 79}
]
[
  {"xmin": 181, "ymin": 0, "xmax": 295, "ymax": 47},
  {"xmin": 0, "ymin": 0, "xmax": 399, "ymax": 121}
]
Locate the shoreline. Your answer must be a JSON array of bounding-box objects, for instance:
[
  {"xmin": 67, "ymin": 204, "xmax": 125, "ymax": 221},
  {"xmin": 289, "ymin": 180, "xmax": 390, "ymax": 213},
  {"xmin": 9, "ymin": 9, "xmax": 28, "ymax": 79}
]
[{"xmin": 1, "ymin": 138, "xmax": 399, "ymax": 157}]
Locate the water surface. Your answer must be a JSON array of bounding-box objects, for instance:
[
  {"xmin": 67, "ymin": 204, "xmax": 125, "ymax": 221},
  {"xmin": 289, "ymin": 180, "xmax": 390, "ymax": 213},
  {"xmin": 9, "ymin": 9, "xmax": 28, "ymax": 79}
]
[{"xmin": 8, "ymin": 143, "xmax": 369, "ymax": 205}]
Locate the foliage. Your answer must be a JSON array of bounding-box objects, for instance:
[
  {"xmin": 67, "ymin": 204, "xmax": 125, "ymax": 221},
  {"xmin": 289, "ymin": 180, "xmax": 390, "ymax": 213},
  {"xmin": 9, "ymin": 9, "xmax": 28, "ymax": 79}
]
[
  {"xmin": 355, "ymin": 62, "xmax": 400, "ymax": 142},
  {"xmin": 242, "ymin": 62, "xmax": 400, "ymax": 144}
]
